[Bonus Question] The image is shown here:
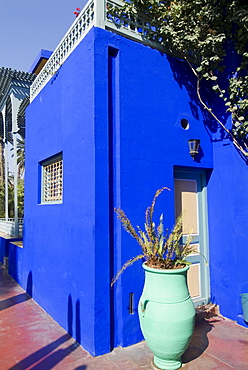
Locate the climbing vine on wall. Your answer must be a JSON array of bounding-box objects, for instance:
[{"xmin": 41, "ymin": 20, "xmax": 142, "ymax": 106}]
[{"xmin": 119, "ymin": 0, "xmax": 248, "ymax": 156}]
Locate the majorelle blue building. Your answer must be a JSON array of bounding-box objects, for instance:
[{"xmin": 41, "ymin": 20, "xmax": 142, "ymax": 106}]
[{"xmin": 3, "ymin": 0, "xmax": 248, "ymax": 357}]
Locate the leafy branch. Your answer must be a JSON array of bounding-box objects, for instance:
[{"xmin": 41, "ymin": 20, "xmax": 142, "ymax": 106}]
[
  {"xmin": 117, "ymin": 0, "xmax": 248, "ymax": 156},
  {"xmin": 184, "ymin": 55, "xmax": 248, "ymax": 156}
]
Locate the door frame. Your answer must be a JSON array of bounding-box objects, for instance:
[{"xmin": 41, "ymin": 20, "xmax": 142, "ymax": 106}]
[{"xmin": 174, "ymin": 167, "xmax": 210, "ymax": 307}]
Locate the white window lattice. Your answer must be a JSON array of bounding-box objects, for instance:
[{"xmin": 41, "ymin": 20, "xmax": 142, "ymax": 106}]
[{"xmin": 43, "ymin": 156, "xmax": 63, "ymax": 202}]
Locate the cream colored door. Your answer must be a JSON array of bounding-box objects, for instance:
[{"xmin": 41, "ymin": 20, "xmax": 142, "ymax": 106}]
[{"xmin": 174, "ymin": 169, "xmax": 209, "ymax": 306}]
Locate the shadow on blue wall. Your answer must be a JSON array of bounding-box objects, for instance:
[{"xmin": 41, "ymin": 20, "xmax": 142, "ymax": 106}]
[
  {"xmin": 68, "ymin": 294, "xmax": 81, "ymax": 344},
  {"xmin": 0, "ymin": 238, "xmax": 6, "ymax": 263},
  {"xmin": 68, "ymin": 294, "xmax": 73, "ymax": 336},
  {"xmin": 167, "ymin": 55, "xmax": 248, "ymax": 163},
  {"xmin": 194, "ymin": 145, "xmax": 204, "ymax": 163},
  {"xmin": 167, "ymin": 55, "xmax": 225, "ymax": 132},
  {"xmin": 50, "ymin": 64, "xmax": 63, "ymax": 85},
  {"xmin": 76, "ymin": 299, "xmax": 81, "ymax": 344},
  {"xmin": 26, "ymin": 271, "xmax": 33, "ymax": 297},
  {"xmin": 8, "ymin": 244, "xmax": 19, "ymax": 283}
]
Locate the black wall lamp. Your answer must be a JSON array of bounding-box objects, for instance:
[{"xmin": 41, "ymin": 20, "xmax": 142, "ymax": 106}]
[{"xmin": 188, "ymin": 139, "xmax": 200, "ymax": 160}]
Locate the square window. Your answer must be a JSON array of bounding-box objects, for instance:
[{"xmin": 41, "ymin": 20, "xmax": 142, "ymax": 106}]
[{"xmin": 41, "ymin": 154, "xmax": 63, "ymax": 203}]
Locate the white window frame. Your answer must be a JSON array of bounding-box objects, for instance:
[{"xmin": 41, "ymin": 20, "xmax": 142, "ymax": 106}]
[{"xmin": 41, "ymin": 154, "xmax": 63, "ymax": 204}]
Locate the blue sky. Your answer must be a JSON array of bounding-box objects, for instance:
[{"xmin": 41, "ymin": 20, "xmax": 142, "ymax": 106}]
[{"xmin": 0, "ymin": 0, "xmax": 88, "ymax": 72}]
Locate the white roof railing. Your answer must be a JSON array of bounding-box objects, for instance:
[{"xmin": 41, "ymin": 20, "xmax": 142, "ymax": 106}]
[
  {"xmin": 30, "ymin": 0, "xmax": 163, "ymax": 101},
  {"xmin": 0, "ymin": 218, "xmax": 23, "ymax": 237}
]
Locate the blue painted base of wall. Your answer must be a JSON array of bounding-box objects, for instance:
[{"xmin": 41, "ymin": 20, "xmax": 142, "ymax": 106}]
[
  {"xmin": 8, "ymin": 242, "xmax": 23, "ymax": 285},
  {"xmin": 0, "ymin": 236, "xmax": 22, "ymax": 263},
  {"xmin": 237, "ymin": 315, "xmax": 248, "ymax": 328},
  {"xmin": 0, "ymin": 237, "xmax": 7, "ymax": 263}
]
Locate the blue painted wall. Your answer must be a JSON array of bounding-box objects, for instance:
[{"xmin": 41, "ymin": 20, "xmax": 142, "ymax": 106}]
[
  {"xmin": 0, "ymin": 236, "xmax": 22, "ymax": 265},
  {"xmin": 24, "ymin": 29, "xmax": 97, "ymax": 354},
  {"xmin": 0, "ymin": 237, "xmax": 7, "ymax": 263},
  {"xmin": 208, "ymin": 140, "xmax": 248, "ymax": 327},
  {"xmin": 17, "ymin": 25, "xmax": 248, "ymax": 356},
  {"xmin": 8, "ymin": 243, "xmax": 23, "ymax": 284},
  {"xmin": 93, "ymin": 27, "xmax": 215, "ymax": 350}
]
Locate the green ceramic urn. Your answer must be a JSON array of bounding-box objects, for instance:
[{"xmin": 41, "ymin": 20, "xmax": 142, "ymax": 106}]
[{"xmin": 138, "ymin": 264, "xmax": 195, "ymax": 370}]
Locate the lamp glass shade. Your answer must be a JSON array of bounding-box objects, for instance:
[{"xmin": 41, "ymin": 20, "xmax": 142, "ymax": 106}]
[{"xmin": 188, "ymin": 139, "xmax": 200, "ymax": 158}]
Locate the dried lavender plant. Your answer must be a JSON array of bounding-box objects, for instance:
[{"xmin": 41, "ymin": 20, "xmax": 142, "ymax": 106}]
[{"xmin": 112, "ymin": 187, "xmax": 196, "ymax": 285}]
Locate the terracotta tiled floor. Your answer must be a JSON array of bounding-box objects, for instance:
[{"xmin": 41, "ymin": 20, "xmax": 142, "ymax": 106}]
[{"xmin": 0, "ymin": 264, "xmax": 248, "ymax": 369}]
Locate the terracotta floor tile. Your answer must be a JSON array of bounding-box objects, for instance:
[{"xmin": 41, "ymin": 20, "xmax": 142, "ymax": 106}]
[
  {"xmin": 0, "ymin": 324, "xmax": 69, "ymax": 368},
  {"xmin": 1, "ymin": 263, "xmax": 248, "ymax": 370},
  {"xmin": 19, "ymin": 343, "xmax": 89, "ymax": 370},
  {"xmin": 79, "ymin": 357, "xmax": 120, "ymax": 370},
  {"xmin": 182, "ymin": 351, "xmax": 236, "ymax": 369},
  {"xmin": 0, "ymin": 302, "xmax": 52, "ymax": 332},
  {"xmin": 108, "ymin": 342, "xmax": 153, "ymax": 369},
  {"xmin": 204, "ymin": 320, "xmax": 248, "ymax": 370},
  {"xmin": 0, "ymin": 326, "xmax": 90, "ymax": 370},
  {"xmin": 189, "ymin": 319, "xmax": 214, "ymax": 351}
]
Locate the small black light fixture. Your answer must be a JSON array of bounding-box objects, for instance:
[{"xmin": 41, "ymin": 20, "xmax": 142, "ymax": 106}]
[{"xmin": 188, "ymin": 139, "xmax": 200, "ymax": 160}]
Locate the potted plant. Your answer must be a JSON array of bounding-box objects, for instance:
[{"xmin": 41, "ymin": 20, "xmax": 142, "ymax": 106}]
[{"xmin": 112, "ymin": 187, "xmax": 196, "ymax": 370}]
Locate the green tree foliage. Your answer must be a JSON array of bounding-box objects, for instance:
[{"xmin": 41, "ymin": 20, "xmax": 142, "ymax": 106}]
[
  {"xmin": 0, "ymin": 182, "xmax": 5, "ymax": 218},
  {"xmin": 0, "ymin": 179, "xmax": 24, "ymax": 218},
  {"xmin": 17, "ymin": 179, "xmax": 24, "ymax": 217},
  {"xmin": 4, "ymin": 132, "xmax": 25, "ymax": 218},
  {"xmin": 119, "ymin": 0, "xmax": 248, "ymax": 156},
  {"xmin": 17, "ymin": 137, "xmax": 25, "ymax": 178}
]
